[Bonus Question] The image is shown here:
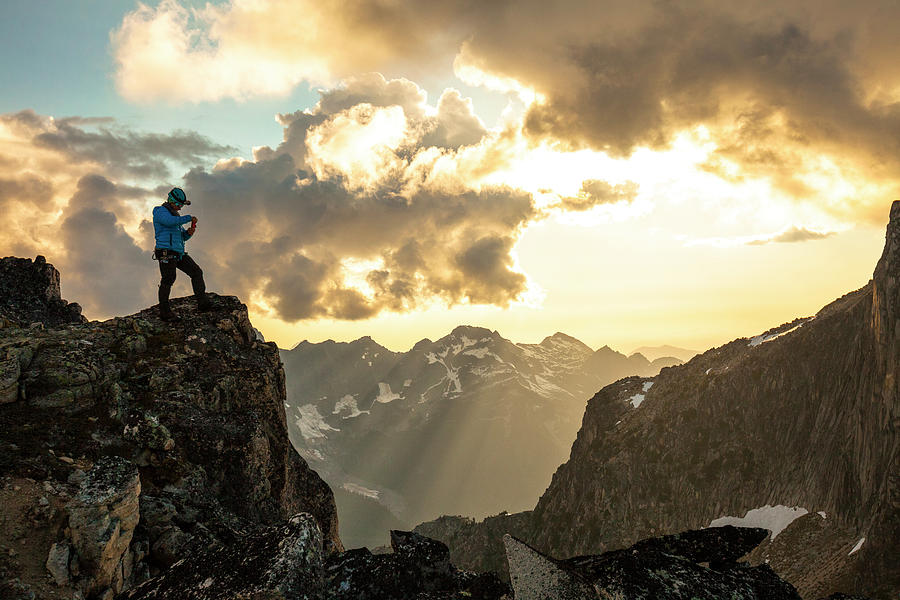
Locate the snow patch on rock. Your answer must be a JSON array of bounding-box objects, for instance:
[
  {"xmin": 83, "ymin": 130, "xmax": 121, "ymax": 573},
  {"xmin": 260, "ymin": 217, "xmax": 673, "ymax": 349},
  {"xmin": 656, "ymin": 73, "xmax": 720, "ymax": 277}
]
[
  {"xmin": 749, "ymin": 317, "xmax": 814, "ymax": 347},
  {"xmin": 333, "ymin": 394, "xmax": 369, "ymax": 418},
  {"xmin": 374, "ymin": 382, "xmax": 401, "ymax": 404},
  {"xmin": 709, "ymin": 505, "xmax": 808, "ymax": 539},
  {"xmin": 342, "ymin": 482, "xmax": 380, "ymax": 500},
  {"xmin": 296, "ymin": 404, "xmax": 339, "ymax": 441}
]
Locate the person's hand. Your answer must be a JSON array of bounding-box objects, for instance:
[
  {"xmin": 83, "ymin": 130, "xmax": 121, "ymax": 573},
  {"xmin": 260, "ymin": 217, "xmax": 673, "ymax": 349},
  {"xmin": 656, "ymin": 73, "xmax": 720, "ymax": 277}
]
[
  {"xmin": 188, "ymin": 225, "xmax": 196, "ymax": 236},
  {"xmin": 191, "ymin": 216, "xmax": 198, "ymax": 226}
]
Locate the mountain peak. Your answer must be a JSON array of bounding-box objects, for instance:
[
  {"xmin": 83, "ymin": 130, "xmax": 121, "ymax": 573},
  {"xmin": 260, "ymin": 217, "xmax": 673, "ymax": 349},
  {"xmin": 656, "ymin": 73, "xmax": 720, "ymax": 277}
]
[
  {"xmin": 594, "ymin": 344, "xmax": 624, "ymax": 358},
  {"xmin": 538, "ymin": 332, "xmax": 594, "ymax": 356},
  {"xmin": 449, "ymin": 325, "xmax": 495, "ymax": 339}
]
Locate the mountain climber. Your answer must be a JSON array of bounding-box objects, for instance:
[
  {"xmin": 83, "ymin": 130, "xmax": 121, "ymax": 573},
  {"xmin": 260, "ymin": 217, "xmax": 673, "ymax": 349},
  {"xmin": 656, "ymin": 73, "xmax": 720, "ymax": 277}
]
[{"xmin": 152, "ymin": 187, "xmax": 212, "ymax": 321}]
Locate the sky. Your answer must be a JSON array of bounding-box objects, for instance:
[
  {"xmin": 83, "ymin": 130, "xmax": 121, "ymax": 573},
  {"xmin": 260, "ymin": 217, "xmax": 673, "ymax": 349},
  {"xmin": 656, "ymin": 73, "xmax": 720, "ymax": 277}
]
[{"xmin": 1, "ymin": 0, "xmax": 897, "ymax": 354}]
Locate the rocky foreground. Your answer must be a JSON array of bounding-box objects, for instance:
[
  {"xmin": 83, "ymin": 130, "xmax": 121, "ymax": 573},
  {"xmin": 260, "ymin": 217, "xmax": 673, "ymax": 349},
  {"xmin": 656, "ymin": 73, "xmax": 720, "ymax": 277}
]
[{"xmin": 0, "ymin": 257, "xmax": 340, "ymax": 598}]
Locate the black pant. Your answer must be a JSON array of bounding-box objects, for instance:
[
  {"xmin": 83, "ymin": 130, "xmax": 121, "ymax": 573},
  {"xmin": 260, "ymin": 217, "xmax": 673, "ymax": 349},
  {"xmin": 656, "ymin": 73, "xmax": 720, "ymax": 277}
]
[{"xmin": 158, "ymin": 253, "xmax": 206, "ymax": 311}]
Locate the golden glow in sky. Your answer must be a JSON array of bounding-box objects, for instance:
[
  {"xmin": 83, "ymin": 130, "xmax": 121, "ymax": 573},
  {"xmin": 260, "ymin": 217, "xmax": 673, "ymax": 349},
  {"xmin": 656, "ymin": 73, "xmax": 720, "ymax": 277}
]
[{"xmin": 2, "ymin": 0, "xmax": 898, "ymax": 356}]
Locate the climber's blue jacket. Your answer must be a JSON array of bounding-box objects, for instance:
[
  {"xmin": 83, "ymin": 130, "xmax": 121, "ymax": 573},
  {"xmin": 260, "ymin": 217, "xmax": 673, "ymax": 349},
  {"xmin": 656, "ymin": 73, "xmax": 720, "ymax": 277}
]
[{"xmin": 153, "ymin": 205, "xmax": 194, "ymax": 256}]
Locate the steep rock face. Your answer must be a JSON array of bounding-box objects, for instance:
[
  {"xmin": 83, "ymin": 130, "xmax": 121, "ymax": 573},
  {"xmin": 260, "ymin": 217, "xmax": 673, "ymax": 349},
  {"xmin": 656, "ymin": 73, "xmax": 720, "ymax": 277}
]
[
  {"xmin": 528, "ymin": 203, "xmax": 899, "ymax": 598},
  {"xmin": 282, "ymin": 326, "xmax": 679, "ymax": 547},
  {"xmin": 0, "ymin": 255, "xmax": 86, "ymax": 327},
  {"xmin": 0, "ymin": 274, "xmax": 340, "ymax": 599},
  {"xmin": 419, "ymin": 202, "xmax": 900, "ymax": 599}
]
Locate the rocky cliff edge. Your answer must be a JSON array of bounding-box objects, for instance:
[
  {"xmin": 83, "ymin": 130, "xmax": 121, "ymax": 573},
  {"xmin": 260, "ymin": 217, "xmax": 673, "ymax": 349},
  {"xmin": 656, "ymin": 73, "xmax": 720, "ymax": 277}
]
[{"xmin": 0, "ymin": 265, "xmax": 342, "ymax": 599}]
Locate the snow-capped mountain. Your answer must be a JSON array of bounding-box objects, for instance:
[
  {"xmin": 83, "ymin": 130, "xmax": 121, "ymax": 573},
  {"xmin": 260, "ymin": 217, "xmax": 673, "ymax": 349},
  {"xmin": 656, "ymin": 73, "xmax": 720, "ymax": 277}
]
[{"xmin": 280, "ymin": 326, "xmax": 680, "ymax": 548}]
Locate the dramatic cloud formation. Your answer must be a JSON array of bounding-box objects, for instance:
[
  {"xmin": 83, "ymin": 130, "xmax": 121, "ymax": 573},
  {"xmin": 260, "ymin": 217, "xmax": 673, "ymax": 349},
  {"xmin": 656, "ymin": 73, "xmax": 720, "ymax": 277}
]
[
  {"xmin": 2, "ymin": 110, "xmax": 233, "ymax": 181},
  {"xmin": 111, "ymin": 0, "xmax": 466, "ymax": 102},
  {"xmin": 0, "ymin": 77, "xmax": 550, "ymax": 322},
  {"xmin": 0, "ymin": 110, "xmax": 230, "ymax": 315},
  {"xmin": 183, "ymin": 75, "xmax": 533, "ymax": 320},
  {"xmin": 112, "ymin": 0, "xmax": 900, "ymax": 222},
  {"xmin": 3, "ymin": 110, "xmax": 234, "ymax": 180}
]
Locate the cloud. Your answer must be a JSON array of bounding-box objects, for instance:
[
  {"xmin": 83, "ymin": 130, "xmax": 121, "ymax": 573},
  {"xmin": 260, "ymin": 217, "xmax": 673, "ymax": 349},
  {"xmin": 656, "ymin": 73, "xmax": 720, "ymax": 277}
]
[
  {"xmin": 2, "ymin": 110, "xmax": 234, "ymax": 180},
  {"xmin": 110, "ymin": 0, "xmax": 900, "ymax": 221},
  {"xmin": 555, "ymin": 180, "xmax": 639, "ymax": 212},
  {"xmin": 0, "ymin": 110, "xmax": 236, "ymax": 317},
  {"xmin": 57, "ymin": 176, "xmax": 155, "ymax": 316},
  {"xmin": 746, "ymin": 226, "xmax": 836, "ymax": 245},
  {"xmin": 457, "ymin": 2, "xmax": 900, "ymax": 214},
  {"xmin": 160, "ymin": 75, "xmax": 540, "ymax": 320},
  {"xmin": 110, "ymin": 0, "xmax": 465, "ymax": 103},
  {"xmin": 183, "ymin": 161, "xmax": 536, "ymax": 320},
  {"xmin": 0, "ymin": 82, "xmax": 545, "ymax": 322},
  {"xmin": 685, "ymin": 225, "xmax": 837, "ymax": 248}
]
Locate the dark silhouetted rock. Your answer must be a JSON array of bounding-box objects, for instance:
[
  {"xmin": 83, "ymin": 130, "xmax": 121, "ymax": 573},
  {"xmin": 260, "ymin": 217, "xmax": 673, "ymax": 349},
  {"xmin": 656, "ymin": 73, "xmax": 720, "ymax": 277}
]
[
  {"xmin": 125, "ymin": 513, "xmax": 324, "ymax": 600},
  {"xmin": 0, "ymin": 256, "xmax": 86, "ymax": 327},
  {"xmin": 505, "ymin": 526, "xmax": 802, "ymax": 600},
  {"xmin": 324, "ymin": 529, "xmax": 511, "ymax": 600}
]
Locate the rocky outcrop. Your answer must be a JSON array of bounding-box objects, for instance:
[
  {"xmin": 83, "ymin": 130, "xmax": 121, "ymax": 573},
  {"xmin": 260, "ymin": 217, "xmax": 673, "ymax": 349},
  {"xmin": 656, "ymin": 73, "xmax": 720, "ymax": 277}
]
[
  {"xmin": 0, "ymin": 262, "xmax": 341, "ymax": 599},
  {"xmin": 125, "ymin": 513, "xmax": 325, "ymax": 600},
  {"xmin": 324, "ymin": 529, "xmax": 511, "ymax": 599},
  {"xmin": 414, "ymin": 512, "xmax": 533, "ymax": 579},
  {"xmin": 123, "ymin": 522, "xmax": 510, "ymax": 600},
  {"xmin": 418, "ymin": 201, "xmax": 900, "ymax": 600},
  {"xmin": 504, "ymin": 526, "xmax": 803, "ymax": 600},
  {"xmin": 0, "ymin": 255, "xmax": 86, "ymax": 327}
]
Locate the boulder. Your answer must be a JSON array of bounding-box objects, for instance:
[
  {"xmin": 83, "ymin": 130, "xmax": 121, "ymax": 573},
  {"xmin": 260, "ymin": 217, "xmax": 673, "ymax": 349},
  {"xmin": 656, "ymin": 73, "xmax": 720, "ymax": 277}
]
[
  {"xmin": 504, "ymin": 535, "xmax": 594, "ymax": 600},
  {"xmin": 45, "ymin": 542, "xmax": 72, "ymax": 586},
  {"xmin": 67, "ymin": 456, "xmax": 141, "ymax": 595}
]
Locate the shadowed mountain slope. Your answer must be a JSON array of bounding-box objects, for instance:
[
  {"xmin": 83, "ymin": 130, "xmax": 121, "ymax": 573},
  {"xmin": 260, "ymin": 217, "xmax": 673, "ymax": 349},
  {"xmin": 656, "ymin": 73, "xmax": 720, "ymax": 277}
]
[{"xmin": 281, "ymin": 327, "xmax": 679, "ymax": 548}]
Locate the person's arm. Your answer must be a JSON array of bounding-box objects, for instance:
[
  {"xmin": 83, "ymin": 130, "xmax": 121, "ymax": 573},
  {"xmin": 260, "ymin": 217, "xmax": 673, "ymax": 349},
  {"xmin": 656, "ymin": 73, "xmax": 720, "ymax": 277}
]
[
  {"xmin": 153, "ymin": 207, "xmax": 193, "ymax": 227},
  {"xmin": 182, "ymin": 217, "xmax": 198, "ymax": 241}
]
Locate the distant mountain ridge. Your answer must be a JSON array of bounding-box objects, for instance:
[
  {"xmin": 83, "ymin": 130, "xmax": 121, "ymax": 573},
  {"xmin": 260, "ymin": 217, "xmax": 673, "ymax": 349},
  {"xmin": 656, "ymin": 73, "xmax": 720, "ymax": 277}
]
[
  {"xmin": 280, "ymin": 326, "xmax": 680, "ymax": 548},
  {"xmin": 414, "ymin": 201, "xmax": 900, "ymax": 600},
  {"xmin": 630, "ymin": 344, "xmax": 700, "ymax": 362}
]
